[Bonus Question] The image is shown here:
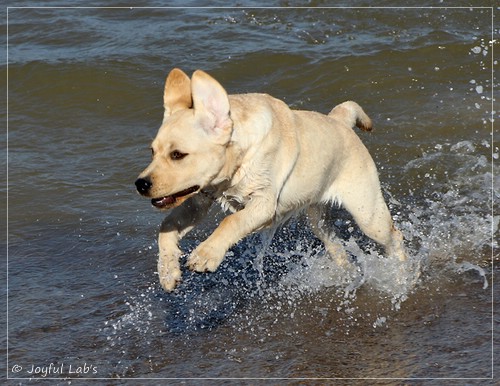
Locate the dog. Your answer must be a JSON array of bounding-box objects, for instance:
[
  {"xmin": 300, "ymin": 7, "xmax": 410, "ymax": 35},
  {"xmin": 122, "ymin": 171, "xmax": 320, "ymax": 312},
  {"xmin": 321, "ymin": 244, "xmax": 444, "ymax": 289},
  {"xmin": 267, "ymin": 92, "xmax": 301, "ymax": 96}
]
[{"xmin": 135, "ymin": 68, "xmax": 407, "ymax": 291}]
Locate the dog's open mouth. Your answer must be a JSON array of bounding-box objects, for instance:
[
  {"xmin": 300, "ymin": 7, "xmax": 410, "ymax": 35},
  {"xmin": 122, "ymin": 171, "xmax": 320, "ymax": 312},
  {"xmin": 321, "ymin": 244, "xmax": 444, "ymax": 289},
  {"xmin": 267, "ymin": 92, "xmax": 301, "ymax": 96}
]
[{"xmin": 151, "ymin": 185, "xmax": 200, "ymax": 209}]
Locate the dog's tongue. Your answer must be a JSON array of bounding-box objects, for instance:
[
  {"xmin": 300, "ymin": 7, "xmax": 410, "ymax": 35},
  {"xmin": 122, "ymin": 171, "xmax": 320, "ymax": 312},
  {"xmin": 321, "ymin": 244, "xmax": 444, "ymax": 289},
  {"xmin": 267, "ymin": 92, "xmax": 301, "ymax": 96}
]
[{"xmin": 151, "ymin": 196, "xmax": 175, "ymax": 208}]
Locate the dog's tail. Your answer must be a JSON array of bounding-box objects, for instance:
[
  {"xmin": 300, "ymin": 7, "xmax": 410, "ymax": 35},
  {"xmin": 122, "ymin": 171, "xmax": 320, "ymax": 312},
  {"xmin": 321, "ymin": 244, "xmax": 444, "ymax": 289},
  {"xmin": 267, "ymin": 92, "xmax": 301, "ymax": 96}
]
[{"xmin": 328, "ymin": 101, "xmax": 372, "ymax": 132}]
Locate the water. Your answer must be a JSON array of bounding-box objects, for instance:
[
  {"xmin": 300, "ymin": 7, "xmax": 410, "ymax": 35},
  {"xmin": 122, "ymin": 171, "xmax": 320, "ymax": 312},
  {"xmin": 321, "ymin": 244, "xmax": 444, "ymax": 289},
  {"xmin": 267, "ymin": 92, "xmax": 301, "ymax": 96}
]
[{"xmin": 4, "ymin": 2, "xmax": 499, "ymax": 384}]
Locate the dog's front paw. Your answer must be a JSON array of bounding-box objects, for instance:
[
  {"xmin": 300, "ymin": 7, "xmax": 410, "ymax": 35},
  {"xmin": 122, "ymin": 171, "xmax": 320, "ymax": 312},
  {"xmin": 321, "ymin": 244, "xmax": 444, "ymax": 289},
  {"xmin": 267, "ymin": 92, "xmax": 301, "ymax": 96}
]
[
  {"xmin": 187, "ymin": 243, "xmax": 225, "ymax": 273},
  {"xmin": 157, "ymin": 260, "xmax": 182, "ymax": 292}
]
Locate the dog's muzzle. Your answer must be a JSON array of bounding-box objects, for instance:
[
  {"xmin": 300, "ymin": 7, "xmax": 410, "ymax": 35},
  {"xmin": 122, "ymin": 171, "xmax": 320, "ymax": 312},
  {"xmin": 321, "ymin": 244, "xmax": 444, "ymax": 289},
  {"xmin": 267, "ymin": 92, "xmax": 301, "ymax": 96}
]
[{"xmin": 135, "ymin": 177, "xmax": 200, "ymax": 209}]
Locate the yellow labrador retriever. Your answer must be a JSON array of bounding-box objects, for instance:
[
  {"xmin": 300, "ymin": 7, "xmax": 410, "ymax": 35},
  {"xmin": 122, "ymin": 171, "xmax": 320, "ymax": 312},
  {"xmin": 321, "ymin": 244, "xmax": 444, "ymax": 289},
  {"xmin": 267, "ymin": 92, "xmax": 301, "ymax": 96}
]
[{"xmin": 135, "ymin": 68, "xmax": 407, "ymax": 291}]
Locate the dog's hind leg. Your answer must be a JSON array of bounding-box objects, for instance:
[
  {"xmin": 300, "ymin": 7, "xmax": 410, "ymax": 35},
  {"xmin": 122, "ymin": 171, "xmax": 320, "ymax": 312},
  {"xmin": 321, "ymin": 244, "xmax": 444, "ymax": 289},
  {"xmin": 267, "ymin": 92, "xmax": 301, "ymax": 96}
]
[
  {"xmin": 341, "ymin": 188, "xmax": 407, "ymax": 263},
  {"xmin": 306, "ymin": 205, "xmax": 350, "ymax": 268}
]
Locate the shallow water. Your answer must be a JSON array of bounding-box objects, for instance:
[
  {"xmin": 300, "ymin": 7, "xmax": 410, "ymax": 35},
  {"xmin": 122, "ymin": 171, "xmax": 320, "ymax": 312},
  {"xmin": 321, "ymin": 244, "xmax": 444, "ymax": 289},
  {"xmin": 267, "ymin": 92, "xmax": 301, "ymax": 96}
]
[{"xmin": 4, "ymin": 2, "xmax": 499, "ymax": 384}]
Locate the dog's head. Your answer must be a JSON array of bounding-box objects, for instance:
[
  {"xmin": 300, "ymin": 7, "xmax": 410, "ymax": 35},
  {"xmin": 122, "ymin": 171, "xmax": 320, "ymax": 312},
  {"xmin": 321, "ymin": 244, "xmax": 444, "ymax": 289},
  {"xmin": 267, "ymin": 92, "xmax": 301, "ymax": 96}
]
[{"xmin": 135, "ymin": 68, "xmax": 233, "ymax": 209}]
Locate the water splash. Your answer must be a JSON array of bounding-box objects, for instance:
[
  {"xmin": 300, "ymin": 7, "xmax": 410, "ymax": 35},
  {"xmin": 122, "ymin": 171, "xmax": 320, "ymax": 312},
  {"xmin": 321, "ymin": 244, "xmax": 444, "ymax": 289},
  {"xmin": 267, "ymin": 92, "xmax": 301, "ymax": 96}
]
[
  {"xmin": 105, "ymin": 141, "xmax": 495, "ymax": 342},
  {"xmin": 400, "ymin": 140, "xmax": 497, "ymax": 269},
  {"xmin": 254, "ymin": 139, "xmax": 495, "ymax": 313},
  {"xmin": 102, "ymin": 285, "xmax": 157, "ymax": 351},
  {"xmin": 455, "ymin": 262, "xmax": 489, "ymax": 290}
]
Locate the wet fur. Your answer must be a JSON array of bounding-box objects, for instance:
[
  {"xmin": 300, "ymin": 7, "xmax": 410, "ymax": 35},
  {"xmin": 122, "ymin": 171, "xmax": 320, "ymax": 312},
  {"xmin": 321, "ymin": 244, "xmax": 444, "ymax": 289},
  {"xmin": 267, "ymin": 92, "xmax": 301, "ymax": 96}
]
[{"xmin": 136, "ymin": 68, "xmax": 407, "ymax": 291}]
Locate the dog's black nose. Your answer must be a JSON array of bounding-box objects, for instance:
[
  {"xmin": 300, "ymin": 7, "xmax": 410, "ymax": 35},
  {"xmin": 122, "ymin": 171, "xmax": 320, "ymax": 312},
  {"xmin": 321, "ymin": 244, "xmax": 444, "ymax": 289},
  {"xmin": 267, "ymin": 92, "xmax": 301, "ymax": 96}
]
[{"xmin": 135, "ymin": 177, "xmax": 152, "ymax": 195}]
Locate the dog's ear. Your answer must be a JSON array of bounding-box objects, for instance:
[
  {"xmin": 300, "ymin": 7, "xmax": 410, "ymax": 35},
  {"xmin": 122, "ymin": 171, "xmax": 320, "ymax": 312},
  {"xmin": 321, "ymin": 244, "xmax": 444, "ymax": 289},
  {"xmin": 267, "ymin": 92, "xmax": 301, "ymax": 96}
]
[
  {"xmin": 191, "ymin": 70, "xmax": 232, "ymax": 142},
  {"xmin": 163, "ymin": 68, "xmax": 192, "ymax": 116}
]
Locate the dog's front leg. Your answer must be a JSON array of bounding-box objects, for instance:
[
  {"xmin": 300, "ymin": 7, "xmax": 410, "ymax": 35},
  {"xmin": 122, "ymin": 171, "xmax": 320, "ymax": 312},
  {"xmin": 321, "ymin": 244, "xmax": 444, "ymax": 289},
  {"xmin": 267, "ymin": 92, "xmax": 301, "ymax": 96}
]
[
  {"xmin": 187, "ymin": 198, "xmax": 275, "ymax": 272},
  {"xmin": 157, "ymin": 193, "xmax": 213, "ymax": 291}
]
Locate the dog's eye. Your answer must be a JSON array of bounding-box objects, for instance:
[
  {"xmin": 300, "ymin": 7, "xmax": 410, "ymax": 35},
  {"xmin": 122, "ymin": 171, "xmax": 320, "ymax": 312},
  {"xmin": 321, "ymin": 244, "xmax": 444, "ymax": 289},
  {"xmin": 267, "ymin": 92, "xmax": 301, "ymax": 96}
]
[
  {"xmin": 150, "ymin": 148, "xmax": 155, "ymax": 158},
  {"xmin": 170, "ymin": 150, "xmax": 187, "ymax": 160}
]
